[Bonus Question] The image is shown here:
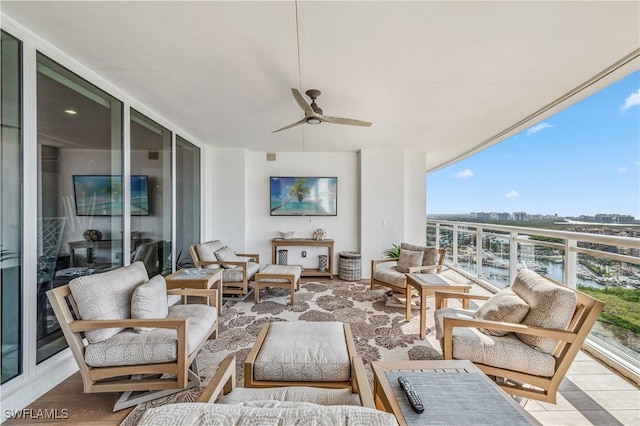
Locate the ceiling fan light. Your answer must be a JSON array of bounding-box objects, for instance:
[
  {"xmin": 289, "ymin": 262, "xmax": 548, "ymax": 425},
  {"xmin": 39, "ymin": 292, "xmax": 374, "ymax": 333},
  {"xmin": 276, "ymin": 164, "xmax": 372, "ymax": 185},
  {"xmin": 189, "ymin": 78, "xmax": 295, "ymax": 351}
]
[{"xmin": 306, "ymin": 117, "xmax": 321, "ymax": 125}]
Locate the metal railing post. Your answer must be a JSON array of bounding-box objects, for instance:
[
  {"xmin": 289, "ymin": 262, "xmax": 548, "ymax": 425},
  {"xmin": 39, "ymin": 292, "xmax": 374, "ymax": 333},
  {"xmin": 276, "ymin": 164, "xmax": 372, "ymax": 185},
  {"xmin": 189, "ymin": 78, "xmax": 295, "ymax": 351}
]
[
  {"xmin": 476, "ymin": 227, "xmax": 483, "ymax": 280},
  {"xmin": 509, "ymin": 231, "xmax": 518, "ymax": 285},
  {"xmin": 565, "ymin": 239, "xmax": 577, "ymax": 289},
  {"xmin": 452, "ymin": 224, "xmax": 459, "ymax": 267}
]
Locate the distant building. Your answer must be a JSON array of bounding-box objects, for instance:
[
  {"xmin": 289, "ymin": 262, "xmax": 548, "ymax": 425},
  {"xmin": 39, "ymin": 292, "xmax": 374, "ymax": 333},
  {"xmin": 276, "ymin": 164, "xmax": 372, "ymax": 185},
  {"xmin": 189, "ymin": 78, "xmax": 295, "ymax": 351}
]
[
  {"xmin": 594, "ymin": 214, "xmax": 636, "ymax": 224},
  {"xmin": 595, "ymin": 214, "xmax": 614, "ymax": 223},
  {"xmin": 513, "ymin": 211, "xmax": 528, "ymax": 221}
]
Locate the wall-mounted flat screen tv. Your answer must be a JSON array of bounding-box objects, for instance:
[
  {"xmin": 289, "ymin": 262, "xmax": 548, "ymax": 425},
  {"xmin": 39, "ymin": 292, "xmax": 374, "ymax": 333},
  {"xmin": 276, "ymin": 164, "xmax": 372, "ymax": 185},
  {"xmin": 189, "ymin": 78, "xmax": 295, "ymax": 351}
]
[
  {"xmin": 270, "ymin": 176, "xmax": 337, "ymax": 216},
  {"xmin": 73, "ymin": 175, "xmax": 150, "ymax": 216}
]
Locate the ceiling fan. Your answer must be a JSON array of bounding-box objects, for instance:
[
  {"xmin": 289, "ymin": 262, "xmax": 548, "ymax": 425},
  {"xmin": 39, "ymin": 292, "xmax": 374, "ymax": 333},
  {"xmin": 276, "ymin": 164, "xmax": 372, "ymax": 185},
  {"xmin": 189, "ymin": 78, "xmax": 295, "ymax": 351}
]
[{"xmin": 272, "ymin": 88, "xmax": 372, "ymax": 133}]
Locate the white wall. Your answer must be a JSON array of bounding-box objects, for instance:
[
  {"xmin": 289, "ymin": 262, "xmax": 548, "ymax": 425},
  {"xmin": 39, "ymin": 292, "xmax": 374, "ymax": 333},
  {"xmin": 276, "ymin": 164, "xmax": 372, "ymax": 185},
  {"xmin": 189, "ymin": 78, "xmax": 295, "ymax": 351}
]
[
  {"xmin": 360, "ymin": 149, "xmax": 405, "ymax": 273},
  {"xmin": 208, "ymin": 149, "xmax": 425, "ymax": 278},
  {"xmin": 404, "ymin": 151, "xmax": 428, "ymax": 245},
  {"xmin": 209, "ymin": 148, "xmax": 248, "ymax": 251},
  {"xmin": 246, "ymin": 152, "xmax": 359, "ymax": 273}
]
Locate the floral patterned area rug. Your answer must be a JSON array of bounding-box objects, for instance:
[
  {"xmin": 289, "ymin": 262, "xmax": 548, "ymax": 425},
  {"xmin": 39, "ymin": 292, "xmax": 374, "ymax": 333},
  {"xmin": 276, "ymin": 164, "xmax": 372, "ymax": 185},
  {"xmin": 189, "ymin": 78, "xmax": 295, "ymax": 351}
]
[{"xmin": 121, "ymin": 280, "xmax": 442, "ymax": 425}]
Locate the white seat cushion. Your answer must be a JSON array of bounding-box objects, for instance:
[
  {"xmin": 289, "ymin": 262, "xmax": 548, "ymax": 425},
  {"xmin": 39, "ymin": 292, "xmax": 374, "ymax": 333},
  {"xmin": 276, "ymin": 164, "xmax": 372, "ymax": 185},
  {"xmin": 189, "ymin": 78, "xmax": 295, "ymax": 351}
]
[
  {"xmin": 137, "ymin": 402, "xmax": 399, "ymax": 426},
  {"xmin": 435, "ymin": 307, "xmax": 556, "ymax": 377},
  {"xmin": 84, "ymin": 304, "xmax": 217, "ymax": 367},
  {"xmin": 69, "ymin": 262, "xmax": 148, "ymax": 343},
  {"xmin": 256, "ymin": 265, "xmax": 302, "ymax": 283},
  {"xmin": 219, "ymin": 386, "xmax": 361, "ymax": 406},
  {"xmin": 372, "ymin": 266, "xmax": 407, "ymax": 288},
  {"xmin": 254, "ymin": 322, "xmax": 351, "ymax": 382},
  {"xmin": 223, "ymin": 261, "xmax": 260, "ymax": 283}
]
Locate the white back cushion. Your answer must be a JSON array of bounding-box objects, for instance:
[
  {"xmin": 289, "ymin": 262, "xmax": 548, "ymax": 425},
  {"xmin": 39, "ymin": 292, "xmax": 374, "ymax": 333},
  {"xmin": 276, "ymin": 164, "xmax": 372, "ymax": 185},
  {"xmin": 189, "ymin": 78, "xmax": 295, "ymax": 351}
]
[{"xmin": 69, "ymin": 262, "xmax": 148, "ymax": 343}]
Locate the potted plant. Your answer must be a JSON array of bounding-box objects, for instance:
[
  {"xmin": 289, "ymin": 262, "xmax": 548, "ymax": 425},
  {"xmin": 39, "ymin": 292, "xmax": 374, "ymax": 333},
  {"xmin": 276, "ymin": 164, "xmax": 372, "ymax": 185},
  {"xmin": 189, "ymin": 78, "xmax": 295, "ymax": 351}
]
[{"xmin": 383, "ymin": 243, "xmax": 401, "ymax": 259}]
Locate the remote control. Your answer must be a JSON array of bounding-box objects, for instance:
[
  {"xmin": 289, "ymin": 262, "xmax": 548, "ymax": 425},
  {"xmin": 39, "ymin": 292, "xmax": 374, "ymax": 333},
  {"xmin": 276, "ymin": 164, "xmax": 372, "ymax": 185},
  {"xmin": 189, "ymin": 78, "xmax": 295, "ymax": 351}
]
[{"xmin": 398, "ymin": 376, "xmax": 425, "ymax": 414}]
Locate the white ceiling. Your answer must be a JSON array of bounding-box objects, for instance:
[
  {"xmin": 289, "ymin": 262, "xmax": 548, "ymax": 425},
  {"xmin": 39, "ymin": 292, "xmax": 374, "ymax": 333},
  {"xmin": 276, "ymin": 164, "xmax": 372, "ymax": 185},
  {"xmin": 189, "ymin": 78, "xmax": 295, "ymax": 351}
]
[{"xmin": 3, "ymin": 1, "xmax": 640, "ymax": 171}]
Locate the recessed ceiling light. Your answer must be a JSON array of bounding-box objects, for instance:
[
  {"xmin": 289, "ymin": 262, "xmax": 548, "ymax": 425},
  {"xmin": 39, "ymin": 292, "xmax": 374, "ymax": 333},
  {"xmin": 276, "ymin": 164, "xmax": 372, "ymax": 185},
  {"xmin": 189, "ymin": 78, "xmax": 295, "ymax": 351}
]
[{"xmin": 64, "ymin": 109, "xmax": 77, "ymax": 115}]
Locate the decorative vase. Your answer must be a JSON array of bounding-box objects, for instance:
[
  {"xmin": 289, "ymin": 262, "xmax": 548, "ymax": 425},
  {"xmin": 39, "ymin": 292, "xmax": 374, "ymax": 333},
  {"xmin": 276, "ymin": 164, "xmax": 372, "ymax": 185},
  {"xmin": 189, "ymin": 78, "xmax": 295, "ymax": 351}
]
[
  {"xmin": 83, "ymin": 229, "xmax": 102, "ymax": 242},
  {"xmin": 313, "ymin": 228, "xmax": 327, "ymax": 241},
  {"xmin": 278, "ymin": 249, "xmax": 288, "ymax": 265},
  {"xmin": 318, "ymin": 255, "xmax": 328, "ymax": 272}
]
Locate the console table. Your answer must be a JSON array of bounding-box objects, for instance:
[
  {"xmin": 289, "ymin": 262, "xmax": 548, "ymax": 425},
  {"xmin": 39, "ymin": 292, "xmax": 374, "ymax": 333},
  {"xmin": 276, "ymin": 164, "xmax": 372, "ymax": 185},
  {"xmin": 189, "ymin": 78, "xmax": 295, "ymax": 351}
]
[
  {"xmin": 271, "ymin": 238, "xmax": 334, "ymax": 278},
  {"xmin": 68, "ymin": 240, "xmax": 122, "ymax": 267}
]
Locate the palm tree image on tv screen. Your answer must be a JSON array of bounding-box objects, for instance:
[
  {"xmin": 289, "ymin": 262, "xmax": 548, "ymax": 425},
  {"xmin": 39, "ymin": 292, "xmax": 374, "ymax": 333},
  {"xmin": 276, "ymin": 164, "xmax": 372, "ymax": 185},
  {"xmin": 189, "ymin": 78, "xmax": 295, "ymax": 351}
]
[{"xmin": 270, "ymin": 177, "xmax": 337, "ymax": 216}]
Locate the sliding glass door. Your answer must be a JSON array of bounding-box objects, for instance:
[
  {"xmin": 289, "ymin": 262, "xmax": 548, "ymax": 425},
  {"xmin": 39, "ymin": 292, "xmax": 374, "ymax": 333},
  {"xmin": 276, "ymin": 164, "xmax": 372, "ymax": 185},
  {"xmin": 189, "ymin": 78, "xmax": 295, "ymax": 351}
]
[
  {"xmin": 36, "ymin": 53, "xmax": 123, "ymax": 363},
  {"xmin": 1, "ymin": 30, "xmax": 23, "ymax": 384},
  {"xmin": 176, "ymin": 136, "xmax": 201, "ymax": 268},
  {"xmin": 130, "ymin": 110, "xmax": 172, "ymax": 276}
]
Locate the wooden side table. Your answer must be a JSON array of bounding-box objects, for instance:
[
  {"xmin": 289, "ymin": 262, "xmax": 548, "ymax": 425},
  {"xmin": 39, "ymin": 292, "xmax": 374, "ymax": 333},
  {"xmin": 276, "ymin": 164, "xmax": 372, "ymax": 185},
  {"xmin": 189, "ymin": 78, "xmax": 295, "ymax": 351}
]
[
  {"xmin": 371, "ymin": 360, "xmax": 540, "ymax": 426},
  {"xmin": 271, "ymin": 238, "xmax": 334, "ymax": 278},
  {"xmin": 405, "ymin": 273, "xmax": 471, "ymax": 339},
  {"xmin": 165, "ymin": 268, "xmax": 223, "ymax": 310}
]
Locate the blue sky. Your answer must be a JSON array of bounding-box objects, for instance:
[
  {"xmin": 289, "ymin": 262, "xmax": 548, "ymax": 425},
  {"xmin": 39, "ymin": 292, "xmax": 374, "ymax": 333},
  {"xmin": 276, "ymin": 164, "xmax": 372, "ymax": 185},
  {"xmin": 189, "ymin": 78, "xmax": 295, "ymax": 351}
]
[{"xmin": 426, "ymin": 70, "xmax": 640, "ymax": 218}]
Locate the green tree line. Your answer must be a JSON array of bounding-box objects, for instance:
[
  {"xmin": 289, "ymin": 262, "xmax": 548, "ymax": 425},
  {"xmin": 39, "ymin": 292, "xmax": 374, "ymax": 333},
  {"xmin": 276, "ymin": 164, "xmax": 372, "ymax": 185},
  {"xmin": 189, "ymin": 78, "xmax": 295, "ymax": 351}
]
[{"xmin": 578, "ymin": 286, "xmax": 640, "ymax": 335}]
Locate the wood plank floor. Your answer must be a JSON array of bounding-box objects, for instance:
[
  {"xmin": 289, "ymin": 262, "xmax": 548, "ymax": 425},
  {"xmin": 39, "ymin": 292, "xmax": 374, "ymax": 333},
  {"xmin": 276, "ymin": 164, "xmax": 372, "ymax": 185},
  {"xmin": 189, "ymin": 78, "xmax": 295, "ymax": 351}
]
[{"xmin": 3, "ymin": 372, "xmax": 132, "ymax": 424}]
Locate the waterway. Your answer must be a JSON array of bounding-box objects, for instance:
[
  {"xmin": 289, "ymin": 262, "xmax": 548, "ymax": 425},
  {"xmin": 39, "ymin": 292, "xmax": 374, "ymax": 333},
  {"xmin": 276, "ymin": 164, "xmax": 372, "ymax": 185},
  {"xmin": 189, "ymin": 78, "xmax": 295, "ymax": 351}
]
[{"xmin": 459, "ymin": 259, "xmax": 609, "ymax": 289}]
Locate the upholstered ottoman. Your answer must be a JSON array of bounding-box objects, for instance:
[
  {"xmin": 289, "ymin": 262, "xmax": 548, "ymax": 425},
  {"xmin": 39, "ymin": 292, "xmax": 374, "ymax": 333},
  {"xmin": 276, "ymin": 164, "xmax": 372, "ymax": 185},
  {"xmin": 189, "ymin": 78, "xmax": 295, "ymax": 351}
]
[
  {"xmin": 244, "ymin": 322, "xmax": 358, "ymax": 390},
  {"xmin": 254, "ymin": 265, "xmax": 302, "ymax": 304}
]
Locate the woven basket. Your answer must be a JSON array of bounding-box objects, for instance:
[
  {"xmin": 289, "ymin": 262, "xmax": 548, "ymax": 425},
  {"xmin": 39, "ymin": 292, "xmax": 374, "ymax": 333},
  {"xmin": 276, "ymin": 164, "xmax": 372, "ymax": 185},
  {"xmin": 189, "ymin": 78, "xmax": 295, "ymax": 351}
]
[{"xmin": 338, "ymin": 251, "xmax": 361, "ymax": 281}]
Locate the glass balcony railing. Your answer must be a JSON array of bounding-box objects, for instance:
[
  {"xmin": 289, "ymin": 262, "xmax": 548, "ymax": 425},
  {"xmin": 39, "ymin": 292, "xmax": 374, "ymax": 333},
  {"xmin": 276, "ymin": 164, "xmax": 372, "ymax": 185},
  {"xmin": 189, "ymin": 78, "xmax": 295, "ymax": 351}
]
[{"xmin": 427, "ymin": 219, "xmax": 640, "ymax": 382}]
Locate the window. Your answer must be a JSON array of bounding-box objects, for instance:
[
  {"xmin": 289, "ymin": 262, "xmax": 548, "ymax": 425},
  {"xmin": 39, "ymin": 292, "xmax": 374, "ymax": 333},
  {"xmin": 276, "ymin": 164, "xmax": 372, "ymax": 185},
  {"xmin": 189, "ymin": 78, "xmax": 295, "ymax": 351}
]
[
  {"xmin": 1, "ymin": 30, "xmax": 23, "ymax": 384},
  {"xmin": 36, "ymin": 53, "xmax": 123, "ymax": 363}
]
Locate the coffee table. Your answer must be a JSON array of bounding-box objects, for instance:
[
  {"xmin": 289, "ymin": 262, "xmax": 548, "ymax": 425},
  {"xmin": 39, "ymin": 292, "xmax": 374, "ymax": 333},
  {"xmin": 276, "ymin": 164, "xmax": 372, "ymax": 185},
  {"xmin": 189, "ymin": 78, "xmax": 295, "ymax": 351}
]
[
  {"xmin": 371, "ymin": 360, "xmax": 540, "ymax": 426},
  {"xmin": 405, "ymin": 273, "xmax": 471, "ymax": 339},
  {"xmin": 165, "ymin": 268, "xmax": 223, "ymax": 309}
]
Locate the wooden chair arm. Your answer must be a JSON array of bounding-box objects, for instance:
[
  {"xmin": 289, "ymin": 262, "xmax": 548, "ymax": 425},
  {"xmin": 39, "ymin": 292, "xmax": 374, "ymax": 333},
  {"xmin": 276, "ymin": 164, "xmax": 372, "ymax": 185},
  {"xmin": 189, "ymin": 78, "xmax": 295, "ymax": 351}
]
[
  {"xmin": 435, "ymin": 291, "xmax": 490, "ymax": 308},
  {"xmin": 352, "ymin": 356, "xmax": 375, "ymax": 408},
  {"xmin": 236, "ymin": 253, "xmax": 260, "ymax": 263},
  {"xmin": 371, "ymin": 258, "xmax": 398, "ymax": 268},
  {"xmin": 194, "ymin": 260, "xmax": 225, "ymax": 267},
  {"xmin": 68, "ymin": 317, "xmax": 187, "ymax": 333},
  {"xmin": 443, "ymin": 316, "xmax": 578, "ymax": 342},
  {"xmin": 198, "ymin": 355, "xmax": 236, "ymax": 403}
]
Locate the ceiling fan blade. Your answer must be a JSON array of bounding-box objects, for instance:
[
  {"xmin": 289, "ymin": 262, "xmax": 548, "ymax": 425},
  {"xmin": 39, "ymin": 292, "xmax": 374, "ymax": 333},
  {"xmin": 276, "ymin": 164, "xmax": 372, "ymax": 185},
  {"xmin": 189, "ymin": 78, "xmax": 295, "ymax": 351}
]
[
  {"xmin": 272, "ymin": 118, "xmax": 306, "ymax": 133},
  {"xmin": 291, "ymin": 88, "xmax": 315, "ymax": 116},
  {"xmin": 322, "ymin": 116, "xmax": 372, "ymax": 127}
]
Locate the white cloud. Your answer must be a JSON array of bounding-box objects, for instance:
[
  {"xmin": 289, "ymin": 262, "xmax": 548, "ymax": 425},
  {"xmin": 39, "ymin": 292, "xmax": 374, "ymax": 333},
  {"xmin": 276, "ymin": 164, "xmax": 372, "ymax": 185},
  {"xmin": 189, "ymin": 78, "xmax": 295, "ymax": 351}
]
[
  {"xmin": 526, "ymin": 122, "xmax": 552, "ymax": 136},
  {"xmin": 504, "ymin": 190, "xmax": 520, "ymax": 198},
  {"xmin": 617, "ymin": 166, "xmax": 628, "ymax": 173},
  {"xmin": 621, "ymin": 89, "xmax": 640, "ymax": 111},
  {"xmin": 454, "ymin": 169, "xmax": 474, "ymax": 178}
]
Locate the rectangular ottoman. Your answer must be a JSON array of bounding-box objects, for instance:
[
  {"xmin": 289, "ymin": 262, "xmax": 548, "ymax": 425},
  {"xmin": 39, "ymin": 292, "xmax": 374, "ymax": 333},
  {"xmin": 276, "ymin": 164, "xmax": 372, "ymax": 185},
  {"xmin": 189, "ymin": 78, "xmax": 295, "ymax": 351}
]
[
  {"xmin": 254, "ymin": 265, "xmax": 302, "ymax": 304},
  {"xmin": 244, "ymin": 322, "xmax": 358, "ymax": 390}
]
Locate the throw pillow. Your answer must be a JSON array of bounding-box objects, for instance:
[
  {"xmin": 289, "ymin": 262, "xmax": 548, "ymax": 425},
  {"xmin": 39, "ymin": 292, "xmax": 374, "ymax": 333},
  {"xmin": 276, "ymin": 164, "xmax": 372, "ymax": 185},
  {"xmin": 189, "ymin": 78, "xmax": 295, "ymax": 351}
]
[
  {"xmin": 401, "ymin": 242, "xmax": 438, "ymax": 266},
  {"xmin": 473, "ymin": 288, "xmax": 530, "ymax": 336},
  {"xmin": 131, "ymin": 275, "xmax": 169, "ymax": 333},
  {"xmin": 396, "ymin": 249, "xmax": 424, "ymax": 273},
  {"xmin": 215, "ymin": 246, "xmax": 244, "ymax": 269}
]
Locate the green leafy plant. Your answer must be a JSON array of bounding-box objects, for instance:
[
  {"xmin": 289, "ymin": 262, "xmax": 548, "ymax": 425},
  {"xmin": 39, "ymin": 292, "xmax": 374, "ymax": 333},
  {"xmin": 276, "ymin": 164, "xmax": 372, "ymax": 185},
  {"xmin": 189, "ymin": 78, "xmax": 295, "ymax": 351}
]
[{"xmin": 383, "ymin": 243, "xmax": 401, "ymax": 258}]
